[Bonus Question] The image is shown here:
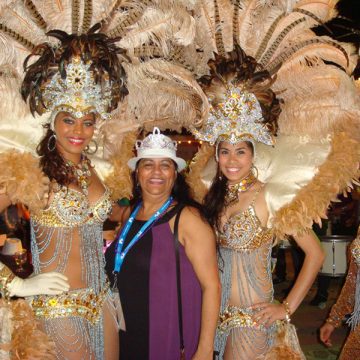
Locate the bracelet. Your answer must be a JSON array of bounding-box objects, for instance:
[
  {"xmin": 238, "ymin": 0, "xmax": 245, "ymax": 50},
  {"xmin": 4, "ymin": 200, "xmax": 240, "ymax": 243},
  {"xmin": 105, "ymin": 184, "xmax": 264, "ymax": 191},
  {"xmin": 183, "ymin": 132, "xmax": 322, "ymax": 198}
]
[
  {"xmin": 0, "ymin": 264, "xmax": 16, "ymax": 301},
  {"xmin": 282, "ymin": 299, "xmax": 291, "ymax": 323}
]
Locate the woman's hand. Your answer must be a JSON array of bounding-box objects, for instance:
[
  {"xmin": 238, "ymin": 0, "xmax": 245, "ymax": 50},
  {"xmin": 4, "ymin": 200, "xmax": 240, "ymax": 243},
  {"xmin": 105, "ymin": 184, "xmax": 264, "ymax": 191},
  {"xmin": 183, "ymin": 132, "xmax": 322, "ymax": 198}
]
[
  {"xmin": 251, "ymin": 302, "xmax": 286, "ymax": 327},
  {"xmin": 320, "ymin": 322, "xmax": 335, "ymax": 347}
]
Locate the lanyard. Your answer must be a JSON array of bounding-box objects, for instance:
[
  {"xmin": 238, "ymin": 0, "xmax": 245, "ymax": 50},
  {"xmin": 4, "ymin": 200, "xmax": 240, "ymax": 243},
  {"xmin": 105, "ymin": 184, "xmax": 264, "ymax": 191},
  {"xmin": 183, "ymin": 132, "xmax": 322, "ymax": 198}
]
[{"xmin": 113, "ymin": 196, "xmax": 173, "ymax": 275}]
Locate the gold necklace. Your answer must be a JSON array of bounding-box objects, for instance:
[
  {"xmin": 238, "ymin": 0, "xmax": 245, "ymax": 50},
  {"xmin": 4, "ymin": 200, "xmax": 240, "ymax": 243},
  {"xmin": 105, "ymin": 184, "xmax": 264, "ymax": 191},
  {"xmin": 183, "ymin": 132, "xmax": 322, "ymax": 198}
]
[
  {"xmin": 65, "ymin": 156, "xmax": 92, "ymax": 195},
  {"xmin": 224, "ymin": 172, "xmax": 257, "ymax": 207}
]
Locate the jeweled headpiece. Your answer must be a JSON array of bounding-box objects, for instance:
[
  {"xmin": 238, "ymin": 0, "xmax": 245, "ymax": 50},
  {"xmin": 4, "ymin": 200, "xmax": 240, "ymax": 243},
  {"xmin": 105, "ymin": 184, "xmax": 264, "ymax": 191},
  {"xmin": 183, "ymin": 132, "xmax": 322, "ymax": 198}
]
[
  {"xmin": 21, "ymin": 26, "xmax": 128, "ymax": 123},
  {"xmin": 128, "ymin": 127, "xmax": 186, "ymax": 171},
  {"xmin": 192, "ymin": 85, "xmax": 274, "ymax": 145},
  {"xmin": 42, "ymin": 57, "xmax": 113, "ymax": 123},
  {"xmin": 191, "ymin": 46, "xmax": 280, "ymax": 147}
]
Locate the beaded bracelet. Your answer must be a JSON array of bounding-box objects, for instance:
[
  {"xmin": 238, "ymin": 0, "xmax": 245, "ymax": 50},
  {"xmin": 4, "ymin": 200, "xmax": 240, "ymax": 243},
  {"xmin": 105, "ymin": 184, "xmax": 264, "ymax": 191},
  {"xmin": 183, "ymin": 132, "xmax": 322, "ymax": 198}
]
[
  {"xmin": 282, "ymin": 299, "xmax": 291, "ymax": 323},
  {"xmin": 0, "ymin": 265, "xmax": 16, "ymax": 301}
]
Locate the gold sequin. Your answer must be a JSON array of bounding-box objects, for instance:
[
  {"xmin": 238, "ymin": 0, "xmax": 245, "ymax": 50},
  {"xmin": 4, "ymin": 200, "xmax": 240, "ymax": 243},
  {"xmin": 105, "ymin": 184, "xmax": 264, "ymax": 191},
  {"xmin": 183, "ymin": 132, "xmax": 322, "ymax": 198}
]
[
  {"xmin": 218, "ymin": 205, "xmax": 273, "ymax": 251},
  {"xmin": 32, "ymin": 186, "xmax": 112, "ymax": 227},
  {"xmin": 31, "ymin": 282, "xmax": 110, "ymax": 325},
  {"xmin": 218, "ymin": 305, "xmax": 265, "ymax": 334}
]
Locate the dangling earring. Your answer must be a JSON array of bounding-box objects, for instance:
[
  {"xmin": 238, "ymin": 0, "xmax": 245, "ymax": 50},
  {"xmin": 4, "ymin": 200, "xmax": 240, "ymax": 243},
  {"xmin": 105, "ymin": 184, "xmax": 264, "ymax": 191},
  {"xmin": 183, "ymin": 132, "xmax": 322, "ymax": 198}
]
[
  {"xmin": 251, "ymin": 164, "xmax": 258, "ymax": 178},
  {"xmin": 47, "ymin": 134, "xmax": 57, "ymax": 152},
  {"xmin": 218, "ymin": 169, "xmax": 223, "ymax": 180},
  {"xmin": 84, "ymin": 139, "xmax": 98, "ymax": 155}
]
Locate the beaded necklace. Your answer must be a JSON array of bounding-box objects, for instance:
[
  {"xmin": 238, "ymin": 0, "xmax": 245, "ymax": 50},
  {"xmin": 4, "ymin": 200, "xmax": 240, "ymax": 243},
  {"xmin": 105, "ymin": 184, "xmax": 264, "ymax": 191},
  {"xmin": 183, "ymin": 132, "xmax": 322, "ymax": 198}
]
[
  {"xmin": 224, "ymin": 171, "xmax": 257, "ymax": 207},
  {"xmin": 65, "ymin": 156, "xmax": 92, "ymax": 195}
]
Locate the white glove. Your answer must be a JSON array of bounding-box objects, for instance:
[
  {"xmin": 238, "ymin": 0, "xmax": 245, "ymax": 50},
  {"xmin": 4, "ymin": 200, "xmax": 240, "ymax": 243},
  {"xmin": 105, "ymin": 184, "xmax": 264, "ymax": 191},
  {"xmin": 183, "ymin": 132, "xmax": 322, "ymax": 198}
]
[{"xmin": 8, "ymin": 272, "xmax": 70, "ymax": 297}]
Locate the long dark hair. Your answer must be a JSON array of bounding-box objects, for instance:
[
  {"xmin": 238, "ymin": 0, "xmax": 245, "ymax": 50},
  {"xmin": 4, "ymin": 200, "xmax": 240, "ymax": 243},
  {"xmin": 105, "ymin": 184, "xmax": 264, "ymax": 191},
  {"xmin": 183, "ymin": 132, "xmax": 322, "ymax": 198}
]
[
  {"xmin": 36, "ymin": 124, "xmax": 71, "ymax": 186},
  {"xmin": 130, "ymin": 161, "xmax": 205, "ymax": 217},
  {"xmin": 203, "ymin": 141, "xmax": 254, "ymax": 231}
]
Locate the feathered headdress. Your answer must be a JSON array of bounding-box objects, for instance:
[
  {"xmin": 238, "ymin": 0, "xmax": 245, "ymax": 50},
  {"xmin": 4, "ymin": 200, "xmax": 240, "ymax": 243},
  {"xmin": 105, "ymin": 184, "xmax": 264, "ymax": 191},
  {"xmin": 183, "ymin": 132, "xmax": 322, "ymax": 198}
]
[
  {"xmin": 0, "ymin": 0, "xmax": 206, "ymax": 200},
  {"xmin": 191, "ymin": 45, "xmax": 280, "ymax": 146},
  {"xmin": 186, "ymin": 0, "xmax": 360, "ymax": 239}
]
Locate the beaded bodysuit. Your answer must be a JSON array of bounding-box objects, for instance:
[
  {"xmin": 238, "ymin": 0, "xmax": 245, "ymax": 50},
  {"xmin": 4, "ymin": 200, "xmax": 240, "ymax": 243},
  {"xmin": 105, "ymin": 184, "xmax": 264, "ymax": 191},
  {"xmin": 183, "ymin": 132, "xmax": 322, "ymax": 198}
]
[
  {"xmin": 215, "ymin": 187, "xmax": 274, "ymax": 359},
  {"xmin": 30, "ymin": 185, "xmax": 118, "ymax": 359}
]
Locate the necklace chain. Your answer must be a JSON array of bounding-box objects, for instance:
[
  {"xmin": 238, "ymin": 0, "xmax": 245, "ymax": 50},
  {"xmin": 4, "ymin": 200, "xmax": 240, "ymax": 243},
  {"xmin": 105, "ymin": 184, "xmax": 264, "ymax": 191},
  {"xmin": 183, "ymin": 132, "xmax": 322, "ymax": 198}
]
[
  {"xmin": 224, "ymin": 172, "xmax": 257, "ymax": 207},
  {"xmin": 65, "ymin": 156, "xmax": 92, "ymax": 195}
]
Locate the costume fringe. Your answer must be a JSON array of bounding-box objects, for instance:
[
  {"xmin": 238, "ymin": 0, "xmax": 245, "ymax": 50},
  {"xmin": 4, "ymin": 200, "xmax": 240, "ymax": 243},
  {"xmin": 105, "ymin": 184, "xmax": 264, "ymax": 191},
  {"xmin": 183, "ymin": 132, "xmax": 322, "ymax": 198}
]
[
  {"xmin": 0, "ymin": 151, "xmax": 47, "ymax": 213},
  {"xmin": 104, "ymin": 131, "xmax": 138, "ymax": 201},
  {"xmin": 272, "ymin": 131, "xmax": 360, "ymax": 240},
  {"xmin": 258, "ymin": 322, "xmax": 305, "ymax": 360},
  {"xmin": 0, "ymin": 299, "xmax": 55, "ymax": 359},
  {"xmin": 186, "ymin": 143, "xmax": 214, "ymax": 203}
]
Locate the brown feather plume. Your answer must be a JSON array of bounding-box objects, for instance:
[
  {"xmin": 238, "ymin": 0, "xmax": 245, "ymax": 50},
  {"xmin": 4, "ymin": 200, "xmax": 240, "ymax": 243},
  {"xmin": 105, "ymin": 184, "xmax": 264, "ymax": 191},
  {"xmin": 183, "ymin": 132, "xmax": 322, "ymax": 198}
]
[
  {"xmin": 72, "ymin": 0, "xmax": 80, "ymax": 34},
  {"xmin": 21, "ymin": 28, "xmax": 129, "ymax": 116},
  {"xmin": 24, "ymin": 0, "xmax": 47, "ymax": 31},
  {"xmin": 198, "ymin": 45, "xmax": 281, "ymax": 137},
  {"xmin": 81, "ymin": 0, "xmax": 93, "ymax": 33},
  {"xmin": 0, "ymin": 23, "xmax": 35, "ymax": 51},
  {"xmin": 107, "ymin": 0, "xmax": 153, "ymax": 39},
  {"xmin": 214, "ymin": 0, "xmax": 226, "ymax": 56},
  {"xmin": 266, "ymin": 38, "xmax": 350, "ymax": 74}
]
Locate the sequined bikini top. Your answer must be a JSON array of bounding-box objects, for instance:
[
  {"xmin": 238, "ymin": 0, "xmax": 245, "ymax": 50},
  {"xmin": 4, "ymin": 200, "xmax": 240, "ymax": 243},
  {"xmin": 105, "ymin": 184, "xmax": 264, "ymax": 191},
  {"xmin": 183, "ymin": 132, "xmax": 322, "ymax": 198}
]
[
  {"xmin": 32, "ymin": 186, "xmax": 112, "ymax": 227},
  {"xmin": 218, "ymin": 187, "xmax": 273, "ymax": 251}
]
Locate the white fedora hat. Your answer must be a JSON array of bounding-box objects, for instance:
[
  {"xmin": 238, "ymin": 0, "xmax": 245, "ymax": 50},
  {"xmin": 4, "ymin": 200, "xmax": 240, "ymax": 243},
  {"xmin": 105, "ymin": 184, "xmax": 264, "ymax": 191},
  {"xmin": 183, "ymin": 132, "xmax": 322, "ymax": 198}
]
[{"xmin": 128, "ymin": 127, "xmax": 186, "ymax": 171}]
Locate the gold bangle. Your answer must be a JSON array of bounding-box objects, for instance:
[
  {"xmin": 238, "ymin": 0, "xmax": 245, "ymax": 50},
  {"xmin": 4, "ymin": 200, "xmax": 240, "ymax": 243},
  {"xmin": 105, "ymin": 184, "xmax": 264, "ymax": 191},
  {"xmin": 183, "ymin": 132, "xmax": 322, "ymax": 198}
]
[
  {"xmin": 282, "ymin": 299, "xmax": 291, "ymax": 323},
  {"xmin": 0, "ymin": 265, "xmax": 16, "ymax": 301}
]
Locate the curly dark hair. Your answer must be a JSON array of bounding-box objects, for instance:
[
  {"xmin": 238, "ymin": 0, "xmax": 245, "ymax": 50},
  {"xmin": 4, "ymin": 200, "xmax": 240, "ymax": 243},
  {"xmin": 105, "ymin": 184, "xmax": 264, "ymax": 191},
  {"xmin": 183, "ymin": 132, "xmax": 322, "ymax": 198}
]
[
  {"xmin": 198, "ymin": 44, "xmax": 281, "ymax": 137},
  {"xmin": 36, "ymin": 124, "xmax": 73, "ymax": 186},
  {"xmin": 203, "ymin": 141, "xmax": 254, "ymax": 231},
  {"xmin": 21, "ymin": 23, "xmax": 129, "ymax": 116}
]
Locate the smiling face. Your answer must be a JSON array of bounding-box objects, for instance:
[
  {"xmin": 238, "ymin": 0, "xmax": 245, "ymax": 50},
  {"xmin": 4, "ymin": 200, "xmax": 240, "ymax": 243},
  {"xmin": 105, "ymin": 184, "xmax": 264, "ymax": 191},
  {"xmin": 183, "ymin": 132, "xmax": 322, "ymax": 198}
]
[
  {"xmin": 137, "ymin": 158, "xmax": 177, "ymax": 200},
  {"xmin": 54, "ymin": 111, "xmax": 96, "ymax": 162},
  {"xmin": 217, "ymin": 141, "xmax": 254, "ymax": 184}
]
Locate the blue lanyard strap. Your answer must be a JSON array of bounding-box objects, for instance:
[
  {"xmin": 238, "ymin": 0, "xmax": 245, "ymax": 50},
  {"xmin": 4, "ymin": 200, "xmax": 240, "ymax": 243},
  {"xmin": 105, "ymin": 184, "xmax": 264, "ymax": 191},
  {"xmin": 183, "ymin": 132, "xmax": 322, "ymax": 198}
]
[{"xmin": 113, "ymin": 196, "xmax": 173, "ymax": 274}]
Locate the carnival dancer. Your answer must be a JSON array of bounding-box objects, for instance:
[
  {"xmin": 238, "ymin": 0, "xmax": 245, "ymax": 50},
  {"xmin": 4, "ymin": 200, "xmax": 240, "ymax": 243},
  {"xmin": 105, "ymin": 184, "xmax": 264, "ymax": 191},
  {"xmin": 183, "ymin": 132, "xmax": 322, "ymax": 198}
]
[
  {"xmin": 184, "ymin": 1, "xmax": 360, "ymax": 358},
  {"xmin": 320, "ymin": 226, "xmax": 360, "ymax": 359},
  {"xmin": 105, "ymin": 128, "xmax": 221, "ymax": 360},
  {"xmin": 188, "ymin": 47, "xmax": 323, "ymax": 359},
  {"xmin": 0, "ymin": 1, "xmax": 208, "ymax": 358}
]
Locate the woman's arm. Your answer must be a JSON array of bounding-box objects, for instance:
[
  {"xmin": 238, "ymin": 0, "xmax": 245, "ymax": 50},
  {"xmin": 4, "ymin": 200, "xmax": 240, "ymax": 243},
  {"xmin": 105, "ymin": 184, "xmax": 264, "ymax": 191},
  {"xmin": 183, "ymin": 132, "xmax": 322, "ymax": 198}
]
[
  {"xmin": 320, "ymin": 240, "xmax": 358, "ymax": 346},
  {"xmin": 178, "ymin": 207, "xmax": 221, "ymax": 360},
  {"xmin": 284, "ymin": 230, "xmax": 325, "ymax": 313},
  {"xmin": 253, "ymin": 229, "xmax": 324, "ymax": 325}
]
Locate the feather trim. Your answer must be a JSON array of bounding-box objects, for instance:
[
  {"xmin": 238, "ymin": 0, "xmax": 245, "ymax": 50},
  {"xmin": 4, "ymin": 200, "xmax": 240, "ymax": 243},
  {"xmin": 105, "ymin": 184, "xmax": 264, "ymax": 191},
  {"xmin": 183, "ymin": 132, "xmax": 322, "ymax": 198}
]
[
  {"xmin": 186, "ymin": 143, "xmax": 214, "ymax": 203},
  {"xmin": 271, "ymin": 131, "xmax": 360, "ymax": 239},
  {"xmin": 104, "ymin": 131, "xmax": 138, "ymax": 201},
  {"xmin": 0, "ymin": 151, "xmax": 47, "ymax": 213},
  {"xmin": 0, "ymin": 298, "xmax": 56, "ymax": 359}
]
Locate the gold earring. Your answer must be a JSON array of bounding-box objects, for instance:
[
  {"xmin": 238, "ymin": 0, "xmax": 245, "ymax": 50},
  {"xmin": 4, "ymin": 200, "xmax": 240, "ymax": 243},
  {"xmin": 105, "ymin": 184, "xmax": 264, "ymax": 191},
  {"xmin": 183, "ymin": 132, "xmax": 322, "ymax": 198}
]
[{"xmin": 251, "ymin": 164, "xmax": 258, "ymax": 178}]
